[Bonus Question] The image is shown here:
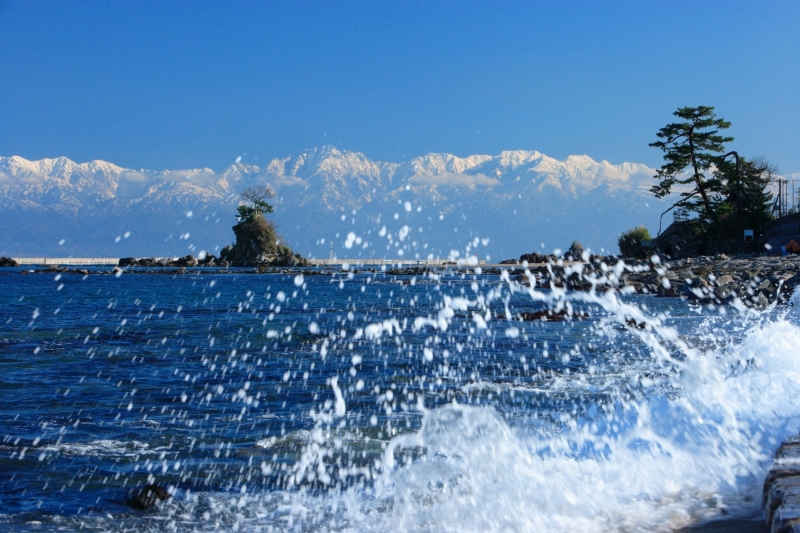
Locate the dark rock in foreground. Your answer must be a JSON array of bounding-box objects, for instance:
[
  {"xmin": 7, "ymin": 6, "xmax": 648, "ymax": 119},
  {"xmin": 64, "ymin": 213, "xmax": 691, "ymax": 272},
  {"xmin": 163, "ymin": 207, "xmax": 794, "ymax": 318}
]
[{"xmin": 126, "ymin": 484, "xmax": 171, "ymax": 510}]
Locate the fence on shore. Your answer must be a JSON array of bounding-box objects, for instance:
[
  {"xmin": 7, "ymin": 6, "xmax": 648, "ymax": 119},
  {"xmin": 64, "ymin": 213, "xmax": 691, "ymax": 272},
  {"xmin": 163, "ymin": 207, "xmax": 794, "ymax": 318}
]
[{"xmin": 765, "ymin": 212, "xmax": 800, "ymax": 251}]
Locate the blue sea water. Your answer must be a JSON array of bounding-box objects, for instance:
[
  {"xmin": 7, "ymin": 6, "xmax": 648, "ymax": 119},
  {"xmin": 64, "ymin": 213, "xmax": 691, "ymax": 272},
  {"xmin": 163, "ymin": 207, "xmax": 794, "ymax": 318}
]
[{"xmin": 1, "ymin": 266, "xmax": 800, "ymax": 532}]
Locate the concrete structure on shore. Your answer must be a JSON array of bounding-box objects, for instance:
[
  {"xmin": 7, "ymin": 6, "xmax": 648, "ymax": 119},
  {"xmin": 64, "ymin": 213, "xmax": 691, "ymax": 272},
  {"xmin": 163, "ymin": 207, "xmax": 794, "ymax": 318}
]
[
  {"xmin": 12, "ymin": 257, "xmax": 121, "ymax": 266},
  {"xmin": 9, "ymin": 257, "xmax": 492, "ymax": 268},
  {"xmin": 309, "ymin": 258, "xmax": 485, "ymax": 267},
  {"xmin": 764, "ymin": 435, "xmax": 800, "ymax": 532}
]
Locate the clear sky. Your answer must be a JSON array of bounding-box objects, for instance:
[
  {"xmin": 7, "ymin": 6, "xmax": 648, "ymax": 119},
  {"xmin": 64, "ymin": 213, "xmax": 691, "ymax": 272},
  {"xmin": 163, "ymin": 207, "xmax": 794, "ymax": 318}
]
[{"xmin": 1, "ymin": 0, "xmax": 798, "ymax": 173}]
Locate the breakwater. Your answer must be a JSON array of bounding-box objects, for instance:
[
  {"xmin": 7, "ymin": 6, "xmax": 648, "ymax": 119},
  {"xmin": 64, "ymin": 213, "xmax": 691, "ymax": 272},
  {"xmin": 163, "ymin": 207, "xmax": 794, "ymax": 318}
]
[
  {"xmin": 624, "ymin": 254, "xmax": 800, "ymax": 306},
  {"xmin": 501, "ymin": 253, "xmax": 800, "ymax": 308},
  {"xmin": 11, "ymin": 257, "xmax": 121, "ymax": 266}
]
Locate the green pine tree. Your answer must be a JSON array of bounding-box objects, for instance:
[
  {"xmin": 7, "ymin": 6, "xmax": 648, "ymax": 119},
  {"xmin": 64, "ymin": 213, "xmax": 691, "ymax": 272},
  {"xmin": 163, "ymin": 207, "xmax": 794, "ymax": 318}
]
[
  {"xmin": 649, "ymin": 106, "xmax": 733, "ymax": 224},
  {"xmin": 712, "ymin": 156, "xmax": 776, "ymax": 238}
]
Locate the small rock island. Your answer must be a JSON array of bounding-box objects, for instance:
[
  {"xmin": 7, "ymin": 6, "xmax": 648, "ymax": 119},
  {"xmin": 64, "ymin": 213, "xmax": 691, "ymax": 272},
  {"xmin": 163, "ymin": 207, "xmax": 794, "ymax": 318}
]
[
  {"xmin": 117, "ymin": 184, "xmax": 309, "ymax": 269},
  {"xmin": 219, "ymin": 201, "xmax": 308, "ymax": 267}
]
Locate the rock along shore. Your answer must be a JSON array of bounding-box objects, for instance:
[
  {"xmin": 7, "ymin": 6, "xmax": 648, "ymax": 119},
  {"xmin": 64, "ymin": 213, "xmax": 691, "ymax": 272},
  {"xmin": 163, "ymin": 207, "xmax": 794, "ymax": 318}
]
[
  {"xmin": 498, "ymin": 253, "xmax": 800, "ymax": 309},
  {"xmin": 4, "ymin": 252, "xmax": 800, "ymax": 308},
  {"xmin": 620, "ymin": 254, "xmax": 800, "ymax": 307}
]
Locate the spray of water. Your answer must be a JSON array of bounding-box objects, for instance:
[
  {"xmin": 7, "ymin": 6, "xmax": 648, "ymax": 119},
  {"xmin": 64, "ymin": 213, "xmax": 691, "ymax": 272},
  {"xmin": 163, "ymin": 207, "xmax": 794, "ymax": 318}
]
[
  {"xmin": 180, "ymin": 265, "xmax": 800, "ymax": 532},
  {"xmin": 9, "ymin": 262, "xmax": 800, "ymax": 533}
]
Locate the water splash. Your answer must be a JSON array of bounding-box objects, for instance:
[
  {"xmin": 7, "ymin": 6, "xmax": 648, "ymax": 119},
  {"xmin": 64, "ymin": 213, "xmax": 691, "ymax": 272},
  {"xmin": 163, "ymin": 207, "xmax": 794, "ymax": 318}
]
[
  {"xmin": 256, "ymin": 268, "xmax": 800, "ymax": 532},
  {"xmin": 4, "ymin": 265, "xmax": 800, "ymax": 532}
]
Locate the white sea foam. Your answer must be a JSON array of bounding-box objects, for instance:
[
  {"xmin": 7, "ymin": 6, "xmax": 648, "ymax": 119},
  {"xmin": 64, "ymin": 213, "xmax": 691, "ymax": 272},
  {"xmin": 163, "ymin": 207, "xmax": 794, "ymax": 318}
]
[
  {"xmin": 35, "ymin": 280, "xmax": 800, "ymax": 533},
  {"xmin": 39, "ymin": 439, "xmax": 156, "ymax": 458},
  {"xmin": 306, "ymin": 292, "xmax": 800, "ymax": 531},
  {"xmin": 136, "ymin": 310, "xmax": 799, "ymax": 532}
]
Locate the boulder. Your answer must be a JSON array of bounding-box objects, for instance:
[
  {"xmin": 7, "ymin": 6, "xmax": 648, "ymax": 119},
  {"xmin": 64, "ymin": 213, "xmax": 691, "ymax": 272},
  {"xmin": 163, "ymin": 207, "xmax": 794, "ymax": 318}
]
[
  {"xmin": 518, "ymin": 252, "xmax": 556, "ymax": 264},
  {"xmin": 135, "ymin": 257, "xmax": 166, "ymax": 267},
  {"xmin": 220, "ymin": 215, "xmax": 309, "ymax": 267},
  {"xmin": 199, "ymin": 253, "xmax": 218, "ymax": 266},
  {"xmin": 623, "ymin": 280, "xmax": 644, "ymax": 292},
  {"xmin": 170, "ymin": 254, "xmax": 198, "ymax": 267},
  {"xmin": 566, "ymin": 241, "xmax": 584, "ymax": 261},
  {"xmin": 714, "ymin": 285, "xmax": 733, "ymax": 301},
  {"xmin": 127, "ymin": 484, "xmax": 171, "ymax": 510},
  {"xmin": 656, "ymin": 286, "xmax": 681, "ymax": 297},
  {"xmin": 755, "ymin": 292, "xmax": 770, "ymax": 308},
  {"xmin": 0, "ymin": 256, "xmax": 19, "ymax": 267},
  {"xmin": 517, "ymin": 309, "xmax": 587, "ymax": 321},
  {"xmin": 715, "ymin": 274, "xmax": 734, "ymax": 286}
]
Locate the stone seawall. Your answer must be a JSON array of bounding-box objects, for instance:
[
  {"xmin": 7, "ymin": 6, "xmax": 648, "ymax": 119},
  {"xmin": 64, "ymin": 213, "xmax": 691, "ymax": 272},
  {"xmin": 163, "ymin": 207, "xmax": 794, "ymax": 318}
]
[{"xmin": 764, "ymin": 435, "xmax": 800, "ymax": 532}]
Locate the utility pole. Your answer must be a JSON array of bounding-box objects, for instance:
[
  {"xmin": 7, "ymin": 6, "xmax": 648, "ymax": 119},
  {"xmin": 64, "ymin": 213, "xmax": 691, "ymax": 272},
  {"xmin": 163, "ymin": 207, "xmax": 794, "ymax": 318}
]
[
  {"xmin": 721, "ymin": 151, "xmax": 742, "ymax": 235},
  {"xmin": 773, "ymin": 179, "xmax": 784, "ymax": 219},
  {"xmin": 782, "ymin": 179, "xmax": 787, "ymax": 217}
]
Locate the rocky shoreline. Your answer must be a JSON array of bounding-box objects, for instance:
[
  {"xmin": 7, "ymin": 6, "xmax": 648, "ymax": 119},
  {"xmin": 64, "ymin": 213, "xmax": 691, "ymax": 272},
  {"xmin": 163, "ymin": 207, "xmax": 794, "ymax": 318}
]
[
  {"xmin": 4, "ymin": 254, "xmax": 800, "ymax": 308},
  {"xmin": 496, "ymin": 253, "xmax": 800, "ymax": 308},
  {"xmin": 621, "ymin": 254, "xmax": 800, "ymax": 306}
]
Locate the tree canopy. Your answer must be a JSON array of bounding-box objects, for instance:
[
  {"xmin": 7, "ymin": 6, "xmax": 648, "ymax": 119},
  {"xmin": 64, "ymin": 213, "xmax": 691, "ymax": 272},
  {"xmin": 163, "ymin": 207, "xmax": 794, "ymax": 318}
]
[
  {"xmin": 649, "ymin": 106, "xmax": 778, "ymax": 247},
  {"xmin": 713, "ymin": 156, "xmax": 776, "ymax": 235},
  {"xmin": 649, "ymin": 106, "xmax": 733, "ymax": 224},
  {"xmin": 236, "ymin": 185, "xmax": 275, "ymax": 222},
  {"xmin": 618, "ymin": 226, "xmax": 651, "ymax": 259}
]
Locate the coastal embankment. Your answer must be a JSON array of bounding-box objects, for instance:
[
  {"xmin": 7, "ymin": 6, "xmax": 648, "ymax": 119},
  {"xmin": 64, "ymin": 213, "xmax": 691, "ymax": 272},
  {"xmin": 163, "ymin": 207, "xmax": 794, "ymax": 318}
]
[
  {"xmin": 762, "ymin": 435, "xmax": 800, "ymax": 533},
  {"xmin": 620, "ymin": 254, "xmax": 800, "ymax": 307},
  {"xmin": 10, "ymin": 257, "xmax": 120, "ymax": 266}
]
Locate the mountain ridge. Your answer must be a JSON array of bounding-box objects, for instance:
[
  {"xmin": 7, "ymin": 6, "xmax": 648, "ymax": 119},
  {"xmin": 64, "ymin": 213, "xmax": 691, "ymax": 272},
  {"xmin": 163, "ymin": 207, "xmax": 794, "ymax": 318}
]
[{"xmin": 1, "ymin": 147, "xmax": 685, "ymax": 259}]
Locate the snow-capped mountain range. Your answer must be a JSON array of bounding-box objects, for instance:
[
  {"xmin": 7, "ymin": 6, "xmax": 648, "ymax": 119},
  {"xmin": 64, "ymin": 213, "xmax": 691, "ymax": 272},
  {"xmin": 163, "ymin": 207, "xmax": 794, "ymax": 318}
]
[{"xmin": 1, "ymin": 146, "xmax": 675, "ymax": 259}]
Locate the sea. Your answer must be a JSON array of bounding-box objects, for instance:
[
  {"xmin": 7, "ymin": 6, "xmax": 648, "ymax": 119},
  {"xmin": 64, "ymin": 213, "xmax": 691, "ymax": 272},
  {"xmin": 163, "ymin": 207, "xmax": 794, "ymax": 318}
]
[{"xmin": 1, "ymin": 263, "xmax": 800, "ymax": 532}]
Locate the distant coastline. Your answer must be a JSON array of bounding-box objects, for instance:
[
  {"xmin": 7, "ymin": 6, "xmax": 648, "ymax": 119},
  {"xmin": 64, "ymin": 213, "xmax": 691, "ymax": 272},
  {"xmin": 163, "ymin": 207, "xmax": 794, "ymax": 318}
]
[{"xmin": 5, "ymin": 253, "xmax": 799, "ymax": 309}]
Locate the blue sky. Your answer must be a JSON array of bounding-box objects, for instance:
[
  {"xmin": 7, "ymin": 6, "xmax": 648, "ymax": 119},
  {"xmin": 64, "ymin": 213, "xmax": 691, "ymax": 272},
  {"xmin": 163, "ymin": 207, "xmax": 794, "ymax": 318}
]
[{"xmin": 1, "ymin": 0, "xmax": 798, "ymax": 173}]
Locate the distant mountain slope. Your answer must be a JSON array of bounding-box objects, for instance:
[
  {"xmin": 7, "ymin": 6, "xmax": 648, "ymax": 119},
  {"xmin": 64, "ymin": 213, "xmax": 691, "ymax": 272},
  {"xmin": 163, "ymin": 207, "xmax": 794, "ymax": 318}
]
[{"xmin": 1, "ymin": 146, "xmax": 679, "ymax": 259}]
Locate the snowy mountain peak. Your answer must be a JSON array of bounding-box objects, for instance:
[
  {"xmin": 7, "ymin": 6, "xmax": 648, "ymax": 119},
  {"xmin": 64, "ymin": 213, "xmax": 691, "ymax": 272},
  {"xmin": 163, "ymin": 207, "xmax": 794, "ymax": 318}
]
[
  {"xmin": 0, "ymin": 146, "xmax": 677, "ymax": 258},
  {"xmin": 565, "ymin": 154, "xmax": 597, "ymax": 166},
  {"xmin": 496, "ymin": 149, "xmax": 544, "ymax": 165}
]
